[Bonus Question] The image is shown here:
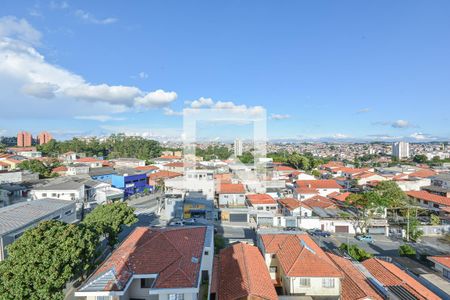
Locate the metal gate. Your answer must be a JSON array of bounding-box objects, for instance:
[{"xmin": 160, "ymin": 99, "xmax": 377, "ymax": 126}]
[
  {"xmin": 335, "ymin": 225, "xmax": 349, "ymax": 233},
  {"xmin": 229, "ymin": 213, "xmax": 247, "ymax": 222}
]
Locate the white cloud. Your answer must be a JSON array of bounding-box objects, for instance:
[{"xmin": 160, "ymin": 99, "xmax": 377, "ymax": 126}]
[
  {"xmin": 75, "ymin": 10, "xmax": 117, "ymax": 25},
  {"xmin": 190, "ymin": 97, "xmax": 214, "ymax": 108},
  {"xmin": 135, "ymin": 89, "xmax": 178, "ymax": 108},
  {"xmin": 392, "ymin": 119, "xmax": 410, "ymax": 128},
  {"xmin": 270, "ymin": 113, "xmax": 291, "ymax": 120},
  {"xmin": 357, "ymin": 108, "xmax": 370, "ymax": 113},
  {"xmin": 163, "ymin": 107, "xmax": 184, "ymax": 116},
  {"xmin": 49, "ymin": 1, "xmax": 69, "ymax": 10},
  {"xmin": 21, "ymin": 82, "xmax": 59, "ymax": 99},
  {"xmin": 138, "ymin": 71, "xmax": 148, "ymax": 79},
  {"xmin": 74, "ymin": 115, "xmax": 126, "ymax": 122},
  {"xmin": 0, "ymin": 16, "xmax": 177, "ymax": 112},
  {"xmin": 333, "ymin": 133, "xmax": 350, "ymax": 139},
  {"xmin": 410, "ymin": 132, "xmax": 435, "ymax": 141},
  {"xmin": 0, "ymin": 16, "xmax": 41, "ymax": 45}
]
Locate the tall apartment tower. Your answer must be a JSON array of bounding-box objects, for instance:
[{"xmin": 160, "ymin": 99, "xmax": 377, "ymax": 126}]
[
  {"xmin": 392, "ymin": 141, "xmax": 410, "ymax": 159},
  {"xmin": 17, "ymin": 131, "xmax": 32, "ymax": 147},
  {"xmin": 38, "ymin": 131, "xmax": 53, "ymax": 145},
  {"xmin": 234, "ymin": 138, "xmax": 243, "ymax": 156}
]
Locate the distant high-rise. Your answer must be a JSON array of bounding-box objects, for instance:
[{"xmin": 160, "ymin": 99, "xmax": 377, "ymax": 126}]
[
  {"xmin": 393, "ymin": 141, "xmax": 410, "ymax": 159},
  {"xmin": 38, "ymin": 131, "xmax": 53, "ymax": 145},
  {"xmin": 17, "ymin": 131, "xmax": 32, "ymax": 147},
  {"xmin": 234, "ymin": 138, "xmax": 243, "ymax": 156}
]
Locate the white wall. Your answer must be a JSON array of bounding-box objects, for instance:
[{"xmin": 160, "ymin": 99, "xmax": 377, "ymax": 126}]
[
  {"xmin": 289, "ymin": 277, "xmax": 340, "ymax": 297},
  {"xmin": 218, "ymin": 193, "xmax": 246, "ymax": 206}
]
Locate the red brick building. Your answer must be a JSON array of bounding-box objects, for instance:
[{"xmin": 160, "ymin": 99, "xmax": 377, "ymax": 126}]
[
  {"xmin": 17, "ymin": 131, "xmax": 32, "ymax": 147},
  {"xmin": 37, "ymin": 131, "xmax": 53, "ymax": 145}
]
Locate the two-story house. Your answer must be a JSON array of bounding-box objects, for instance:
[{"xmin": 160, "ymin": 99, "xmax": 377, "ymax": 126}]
[
  {"xmin": 76, "ymin": 226, "xmax": 214, "ymax": 300},
  {"xmin": 295, "ymin": 180, "xmax": 342, "ymax": 197},
  {"xmin": 257, "ymin": 233, "xmax": 342, "ymax": 299},
  {"xmin": 217, "ymin": 183, "xmax": 246, "ymax": 207},
  {"xmin": 246, "ymin": 194, "xmax": 277, "ymax": 212}
]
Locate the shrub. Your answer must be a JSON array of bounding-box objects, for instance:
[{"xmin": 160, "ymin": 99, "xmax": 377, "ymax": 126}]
[
  {"xmin": 399, "ymin": 244, "xmax": 416, "ymax": 256},
  {"xmin": 340, "ymin": 243, "xmax": 373, "ymax": 261}
]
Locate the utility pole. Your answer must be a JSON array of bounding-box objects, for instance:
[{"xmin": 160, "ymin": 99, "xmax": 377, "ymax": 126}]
[{"xmin": 406, "ymin": 207, "xmax": 410, "ymax": 242}]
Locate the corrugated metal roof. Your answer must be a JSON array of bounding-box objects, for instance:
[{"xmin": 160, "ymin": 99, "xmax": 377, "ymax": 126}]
[{"xmin": 0, "ymin": 198, "xmax": 75, "ymax": 235}]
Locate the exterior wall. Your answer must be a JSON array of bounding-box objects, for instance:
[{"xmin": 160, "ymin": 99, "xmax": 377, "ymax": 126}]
[
  {"xmin": 317, "ymin": 188, "xmax": 340, "ymax": 197},
  {"xmin": 218, "ymin": 193, "xmax": 246, "ymax": 207},
  {"xmin": 289, "ymin": 277, "xmax": 340, "ymax": 297},
  {"xmin": 297, "ymin": 217, "xmax": 321, "ymax": 230},
  {"xmin": 91, "ymin": 174, "xmax": 114, "ymax": 184},
  {"xmin": 17, "ymin": 151, "xmax": 42, "ymax": 158},
  {"xmin": 294, "ymin": 192, "xmax": 316, "ymax": 201},
  {"xmin": 113, "ymin": 160, "xmax": 146, "ymax": 168},
  {"xmin": 296, "ymin": 173, "xmax": 316, "ymax": 180},
  {"xmin": 252, "ymin": 203, "xmax": 278, "ymax": 212},
  {"xmin": 0, "ymin": 172, "xmax": 22, "ymax": 184},
  {"xmin": 67, "ymin": 166, "xmax": 90, "ymax": 176},
  {"xmin": 357, "ymin": 175, "xmax": 388, "ymax": 186},
  {"xmin": 396, "ymin": 178, "xmax": 431, "ymax": 191},
  {"xmin": 32, "ymin": 187, "xmax": 84, "ymax": 202},
  {"xmin": 165, "ymin": 171, "xmax": 215, "ymax": 200}
]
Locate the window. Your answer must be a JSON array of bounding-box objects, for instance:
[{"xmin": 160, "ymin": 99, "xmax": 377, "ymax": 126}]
[
  {"xmin": 168, "ymin": 294, "xmax": 184, "ymax": 300},
  {"xmin": 299, "ymin": 278, "xmax": 310, "ymax": 287},
  {"xmin": 204, "ymin": 251, "xmax": 209, "ymax": 256},
  {"xmin": 444, "ymin": 268, "xmax": 450, "ymax": 279},
  {"xmin": 257, "ymin": 207, "xmax": 263, "ymax": 210},
  {"xmin": 51, "ymin": 193, "xmax": 57, "ymax": 197},
  {"xmin": 269, "ymin": 266, "xmax": 277, "ymax": 273},
  {"xmin": 64, "ymin": 210, "xmax": 73, "ymax": 216},
  {"xmin": 96, "ymin": 296, "xmax": 111, "ymax": 300},
  {"xmin": 271, "ymin": 254, "xmax": 276, "ymax": 259},
  {"xmin": 42, "ymin": 193, "xmax": 47, "ymax": 197},
  {"xmin": 322, "ymin": 278, "xmax": 335, "ymax": 288},
  {"xmin": 52, "ymin": 215, "xmax": 61, "ymax": 220},
  {"xmin": 140, "ymin": 278, "xmax": 153, "ymax": 288}
]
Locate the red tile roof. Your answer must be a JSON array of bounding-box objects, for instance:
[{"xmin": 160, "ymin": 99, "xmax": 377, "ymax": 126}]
[
  {"xmin": 213, "ymin": 243, "xmax": 278, "ymax": 300},
  {"xmin": 295, "ymin": 187, "xmax": 319, "ymax": 194},
  {"xmin": 247, "ymin": 194, "xmax": 276, "ymax": 205},
  {"xmin": 275, "ymin": 165, "xmax": 296, "ymax": 172},
  {"xmin": 327, "ymin": 253, "xmax": 382, "ymax": 300},
  {"xmin": 134, "ymin": 165, "xmax": 159, "ymax": 171},
  {"xmin": 148, "ymin": 170, "xmax": 182, "ymax": 180},
  {"xmin": 362, "ymin": 258, "xmax": 440, "ymax": 300},
  {"xmin": 159, "ymin": 155, "xmax": 182, "ymax": 159},
  {"xmin": 0, "ymin": 161, "xmax": 9, "ymax": 167},
  {"xmin": 303, "ymin": 195, "xmax": 336, "ymax": 209},
  {"xmin": 260, "ymin": 234, "xmax": 342, "ymax": 278},
  {"xmin": 330, "ymin": 192, "xmax": 352, "ymax": 203},
  {"xmin": 52, "ymin": 166, "xmax": 68, "ymax": 173},
  {"xmin": 278, "ymin": 198, "xmax": 311, "ymax": 211},
  {"xmin": 163, "ymin": 161, "xmax": 195, "ymax": 168},
  {"xmin": 296, "ymin": 179, "xmax": 342, "ymax": 189},
  {"xmin": 407, "ymin": 190, "xmax": 450, "ymax": 206},
  {"xmin": 429, "ymin": 255, "xmax": 450, "ymax": 269},
  {"xmin": 218, "ymin": 183, "xmax": 245, "ymax": 194},
  {"xmin": 408, "ymin": 169, "xmax": 437, "ymax": 178},
  {"xmin": 74, "ymin": 157, "xmax": 100, "ymax": 163},
  {"xmin": 82, "ymin": 227, "xmax": 206, "ymax": 292}
]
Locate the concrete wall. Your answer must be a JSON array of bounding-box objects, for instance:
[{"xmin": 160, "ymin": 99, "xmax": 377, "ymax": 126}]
[
  {"xmin": 289, "ymin": 277, "xmax": 340, "ymax": 297},
  {"xmin": 218, "ymin": 193, "xmax": 246, "ymax": 206}
]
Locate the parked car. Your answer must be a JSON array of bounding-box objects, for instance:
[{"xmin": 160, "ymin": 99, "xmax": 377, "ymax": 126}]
[
  {"xmin": 170, "ymin": 220, "xmax": 185, "ymax": 226},
  {"xmin": 356, "ymin": 235, "xmax": 374, "ymax": 243},
  {"xmin": 283, "ymin": 226, "xmax": 297, "ymax": 231},
  {"xmin": 308, "ymin": 229, "xmax": 331, "ymax": 237},
  {"xmin": 183, "ymin": 218, "xmax": 197, "ymax": 224}
]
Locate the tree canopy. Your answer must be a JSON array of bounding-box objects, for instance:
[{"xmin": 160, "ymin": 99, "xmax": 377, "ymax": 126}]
[
  {"xmin": 195, "ymin": 145, "xmax": 232, "ymax": 160},
  {"xmin": 0, "ymin": 221, "xmax": 97, "ymax": 300},
  {"xmin": 37, "ymin": 134, "xmax": 162, "ymax": 160},
  {"xmin": 82, "ymin": 202, "xmax": 138, "ymax": 248},
  {"xmin": 18, "ymin": 159, "xmax": 61, "ymax": 178}
]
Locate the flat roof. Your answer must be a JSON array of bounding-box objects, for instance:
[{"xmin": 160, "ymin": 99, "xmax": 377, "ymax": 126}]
[{"xmin": 0, "ymin": 198, "xmax": 75, "ymax": 235}]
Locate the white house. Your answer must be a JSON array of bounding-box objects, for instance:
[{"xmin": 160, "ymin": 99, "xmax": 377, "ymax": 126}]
[
  {"xmin": 246, "ymin": 194, "xmax": 277, "ymax": 212},
  {"xmin": 111, "ymin": 158, "xmax": 146, "ymax": 168},
  {"xmin": 217, "ymin": 183, "xmax": 246, "ymax": 207},
  {"xmin": 165, "ymin": 170, "xmax": 215, "ymax": 200},
  {"xmin": 295, "ymin": 180, "xmax": 342, "ymax": 197},
  {"xmin": 75, "ymin": 226, "xmax": 214, "ymax": 300},
  {"xmin": 278, "ymin": 197, "xmax": 313, "ymax": 217},
  {"xmin": 66, "ymin": 164, "xmax": 90, "ymax": 176}
]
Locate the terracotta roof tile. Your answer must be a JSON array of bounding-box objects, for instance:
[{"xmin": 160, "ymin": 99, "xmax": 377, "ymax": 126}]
[
  {"xmin": 429, "ymin": 255, "xmax": 450, "ymax": 269},
  {"xmin": 362, "ymin": 258, "xmax": 440, "ymax": 300},
  {"xmin": 218, "ymin": 183, "xmax": 245, "ymax": 194},
  {"xmin": 134, "ymin": 165, "xmax": 159, "ymax": 171},
  {"xmin": 327, "ymin": 253, "xmax": 382, "ymax": 300},
  {"xmin": 278, "ymin": 198, "xmax": 311, "ymax": 211},
  {"xmin": 303, "ymin": 195, "xmax": 336, "ymax": 209},
  {"xmin": 296, "ymin": 179, "xmax": 342, "ymax": 189},
  {"xmin": 214, "ymin": 243, "xmax": 278, "ymax": 300},
  {"xmin": 148, "ymin": 170, "xmax": 182, "ymax": 180},
  {"xmin": 260, "ymin": 234, "xmax": 342, "ymax": 278},
  {"xmin": 247, "ymin": 194, "xmax": 276, "ymax": 205},
  {"xmin": 407, "ymin": 190, "xmax": 450, "ymax": 206},
  {"xmin": 80, "ymin": 227, "xmax": 206, "ymax": 292}
]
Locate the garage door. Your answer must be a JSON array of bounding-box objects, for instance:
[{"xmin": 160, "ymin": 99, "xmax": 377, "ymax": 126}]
[
  {"xmin": 229, "ymin": 213, "xmax": 247, "ymax": 222},
  {"xmin": 368, "ymin": 227, "xmax": 385, "ymax": 235},
  {"xmin": 286, "ymin": 219, "xmax": 297, "ymax": 227},
  {"xmin": 335, "ymin": 225, "xmax": 349, "ymax": 233}
]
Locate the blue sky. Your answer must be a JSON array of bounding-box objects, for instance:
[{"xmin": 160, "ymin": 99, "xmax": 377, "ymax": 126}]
[{"xmin": 0, "ymin": 0, "xmax": 449, "ymax": 141}]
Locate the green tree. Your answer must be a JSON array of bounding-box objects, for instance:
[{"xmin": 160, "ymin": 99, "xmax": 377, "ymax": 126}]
[
  {"xmin": 430, "ymin": 214, "xmax": 441, "ymax": 226},
  {"xmin": 238, "ymin": 151, "xmax": 254, "ymax": 164},
  {"xmin": 398, "ymin": 244, "xmax": 416, "ymax": 256},
  {"xmin": 339, "ymin": 243, "xmax": 373, "ymax": 261},
  {"xmin": 82, "ymin": 202, "xmax": 138, "ymax": 248},
  {"xmin": 413, "ymin": 154, "xmax": 428, "ymax": 164},
  {"xmin": 18, "ymin": 159, "xmax": 61, "ymax": 178},
  {"xmin": 0, "ymin": 221, "xmax": 97, "ymax": 300},
  {"xmin": 287, "ymin": 153, "xmax": 310, "ymax": 170}
]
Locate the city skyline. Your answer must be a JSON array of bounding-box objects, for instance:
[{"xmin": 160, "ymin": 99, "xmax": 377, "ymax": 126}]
[{"xmin": 1, "ymin": 1, "xmax": 450, "ymax": 142}]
